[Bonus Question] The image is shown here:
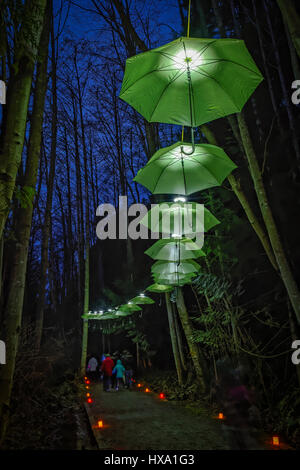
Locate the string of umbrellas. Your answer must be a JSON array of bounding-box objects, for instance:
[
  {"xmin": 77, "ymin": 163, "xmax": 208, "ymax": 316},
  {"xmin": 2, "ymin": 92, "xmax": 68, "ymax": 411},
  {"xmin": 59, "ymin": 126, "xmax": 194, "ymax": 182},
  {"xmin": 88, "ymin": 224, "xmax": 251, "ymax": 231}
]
[{"xmin": 82, "ymin": 33, "xmax": 263, "ymax": 324}]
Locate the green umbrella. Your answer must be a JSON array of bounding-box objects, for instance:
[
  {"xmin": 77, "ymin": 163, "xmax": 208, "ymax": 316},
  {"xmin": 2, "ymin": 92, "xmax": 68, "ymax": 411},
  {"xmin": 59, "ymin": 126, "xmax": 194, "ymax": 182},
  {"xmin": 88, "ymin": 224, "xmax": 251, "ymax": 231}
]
[
  {"xmin": 133, "ymin": 142, "xmax": 237, "ymax": 195},
  {"xmin": 115, "ymin": 311, "xmax": 132, "ymax": 317},
  {"xmin": 120, "ymin": 36, "xmax": 263, "ymax": 128},
  {"xmin": 119, "ymin": 303, "xmax": 142, "ymax": 313},
  {"xmin": 130, "ymin": 294, "xmax": 155, "ymax": 305},
  {"xmin": 140, "ymin": 202, "xmax": 220, "ymax": 236},
  {"xmin": 151, "ymin": 259, "xmax": 200, "ymax": 276},
  {"xmin": 146, "ymin": 283, "xmax": 174, "ymax": 293},
  {"xmin": 145, "ymin": 237, "xmax": 205, "ymax": 261},
  {"xmin": 153, "ymin": 272, "xmax": 196, "ymax": 286}
]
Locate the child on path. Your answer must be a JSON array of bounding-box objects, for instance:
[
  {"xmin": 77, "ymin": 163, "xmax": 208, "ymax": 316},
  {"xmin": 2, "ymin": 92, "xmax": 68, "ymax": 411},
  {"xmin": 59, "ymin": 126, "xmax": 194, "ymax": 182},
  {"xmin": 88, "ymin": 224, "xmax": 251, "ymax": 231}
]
[{"xmin": 112, "ymin": 359, "xmax": 125, "ymax": 391}]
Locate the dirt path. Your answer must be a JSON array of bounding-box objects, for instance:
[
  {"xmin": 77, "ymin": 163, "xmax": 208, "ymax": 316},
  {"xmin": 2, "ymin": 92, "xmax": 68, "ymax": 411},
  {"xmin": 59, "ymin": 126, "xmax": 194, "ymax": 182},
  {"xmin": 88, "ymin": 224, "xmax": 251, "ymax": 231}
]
[{"xmin": 85, "ymin": 384, "xmax": 231, "ymax": 450}]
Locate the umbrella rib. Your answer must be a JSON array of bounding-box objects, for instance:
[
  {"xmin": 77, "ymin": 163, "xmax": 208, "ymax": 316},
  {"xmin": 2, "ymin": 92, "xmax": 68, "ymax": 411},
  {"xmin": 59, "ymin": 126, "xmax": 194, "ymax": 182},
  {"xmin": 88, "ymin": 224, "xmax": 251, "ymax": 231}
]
[
  {"xmin": 149, "ymin": 69, "xmax": 186, "ymax": 121},
  {"xmin": 196, "ymin": 58, "xmax": 262, "ymax": 77},
  {"xmin": 192, "ymin": 68, "xmax": 240, "ymax": 109},
  {"xmin": 151, "ymin": 158, "xmax": 182, "ymax": 193}
]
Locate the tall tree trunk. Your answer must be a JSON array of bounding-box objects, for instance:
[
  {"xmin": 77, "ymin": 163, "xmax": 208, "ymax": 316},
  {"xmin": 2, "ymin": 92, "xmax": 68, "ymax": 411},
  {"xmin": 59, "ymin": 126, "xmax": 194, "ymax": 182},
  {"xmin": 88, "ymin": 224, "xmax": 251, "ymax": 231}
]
[
  {"xmin": 173, "ymin": 303, "xmax": 187, "ymax": 371},
  {"xmin": 165, "ymin": 292, "xmax": 183, "ymax": 385},
  {"xmin": 263, "ymin": 0, "xmax": 300, "ymax": 163},
  {"xmin": 0, "ymin": 0, "xmax": 47, "ymax": 239},
  {"xmin": 237, "ymin": 111, "xmax": 300, "ymax": 325},
  {"xmin": 176, "ymin": 288, "xmax": 206, "ymax": 392},
  {"xmin": 200, "ymin": 124, "xmax": 278, "ymax": 271},
  {"xmin": 277, "ymin": 0, "xmax": 300, "ymax": 60},
  {"xmin": 35, "ymin": 8, "xmax": 57, "ymax": 349},
  {"xmin": 0, "ymin": 1, "xmax": 50, "ymax": 444}
]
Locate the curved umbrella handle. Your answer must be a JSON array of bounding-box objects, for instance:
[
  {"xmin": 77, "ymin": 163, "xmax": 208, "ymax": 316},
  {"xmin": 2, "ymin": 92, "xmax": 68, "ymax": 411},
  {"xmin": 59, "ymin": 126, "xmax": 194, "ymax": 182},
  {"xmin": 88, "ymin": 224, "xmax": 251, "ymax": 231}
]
[{"xmin": 180, "ymin": 127, "xmax": 195, "ymax": 155}]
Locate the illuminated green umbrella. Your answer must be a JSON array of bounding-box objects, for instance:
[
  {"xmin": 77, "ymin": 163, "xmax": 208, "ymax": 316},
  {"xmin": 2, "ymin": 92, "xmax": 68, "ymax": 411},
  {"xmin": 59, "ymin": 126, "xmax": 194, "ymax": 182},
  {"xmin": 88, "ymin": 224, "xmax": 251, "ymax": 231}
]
[
  {"xmin": 130, "ymin": 294, "xmax": 155, "ymax": 305},
  {"xmin": 115, "ymin": 311, "xmax": 132, "ymax": 317},
  {"xmin": 140, "ymin": 202, "xmax": 219, "ymax": 236},
  {"xmin": 146, "ymin": 283, "xmax": 174, "ymax": 293},
  {"xmin": 145, "ymin": 237, "xmax": 205, "ymax": 261},
  {"xmin": 120, "ymin": 37, "xmax": 263, "ymax": 128},
  {"xmin": 153, "ymin": 272, "xmax": 196, "ymax": 286},
  {"xmin": 119, "ymin": 303, "xmax": 142, "ymax": 313},
  {"xmin": 151, "ymin": 259, "xmax": 200, "ymax": 276},
  {"xmin": 134, "ymin": 142, "xmax": 236, "ymax": 195}
]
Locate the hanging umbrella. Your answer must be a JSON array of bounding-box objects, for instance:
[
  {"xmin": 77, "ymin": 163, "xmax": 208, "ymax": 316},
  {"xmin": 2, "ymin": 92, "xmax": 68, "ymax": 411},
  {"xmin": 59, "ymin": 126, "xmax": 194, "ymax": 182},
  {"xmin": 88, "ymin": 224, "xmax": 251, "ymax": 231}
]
[
  {"xmin": 120, "ymin": 36, "xmax": 263, "ymax": 128},
  {"xmin": 140, "ymin": 202, "xmax": 220, "ymax": 236},
  {"xmin": 133, "ymin": 142, "xmax": 237, "ymax": 195},
  {"xmin": 153, "ymin": 272, "xmax": 196, "ymax": 286},
  {"xmin": 151, "ymin": 259, "xmax": 200, "ymax": 276},
  {"xmin": 119, "ymin": 303, "xmax": 142, "ymax": 313},
  {"xmin": 115, "ymin": 311, "xmax": 132, "ymax": 317},
  {"xmin": 130, "ymin": 295, "xmax": 155, "ymax": 305},
  {"xmin": 145, "ymin": 237, "xmax": 205, "ymax": 261},
  {"xmin": 146, "ymin": 283, "xmax": 174, "ymax": 293}
]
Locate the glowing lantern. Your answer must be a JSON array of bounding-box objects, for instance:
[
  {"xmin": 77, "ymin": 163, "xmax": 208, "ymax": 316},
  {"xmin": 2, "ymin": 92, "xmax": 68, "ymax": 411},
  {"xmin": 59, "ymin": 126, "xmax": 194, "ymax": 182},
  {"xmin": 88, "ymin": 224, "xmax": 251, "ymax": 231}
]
[
  {"xmin": 137, "ymin": 383, "xmax": 141, "ymax": 388},
  {"xmin": 159, "ymin": 393, "xmax": 165, "ymax": 399},
  {"xmin": 85, "ymin": 386, "xmax": 89, "ymax": 389},
  {"xmin": 272, "ymin": 436, "xmax": 280, "ymax": 446},
  {"xmin": 84, "ymin": 376, "xmax": 87, "ymax": 380},
  {"xmin": 98, "ymin": 420, "xmax": 103, "ymax": 428},
  {"xmin": 86, "ymin": 380, "xmax": 90, "ymax": 384},
  {"xmin": 86, "ymin": 393, "xmax": 90, "ymax": 397},
  {"xmin": 218, "ymin": 413, "xmax": 224, "ymax": 420},
  {"xmin": 87, "ymin": 397, "xmax": 93, "ymax": 404},
  {"xmin": 145, "ymin": 388, "xmax": 150, "ymax": 393}
]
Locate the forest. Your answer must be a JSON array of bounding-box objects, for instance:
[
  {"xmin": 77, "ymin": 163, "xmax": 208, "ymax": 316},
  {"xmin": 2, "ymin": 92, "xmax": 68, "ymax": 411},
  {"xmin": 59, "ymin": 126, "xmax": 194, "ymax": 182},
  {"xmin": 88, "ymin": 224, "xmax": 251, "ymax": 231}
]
[{"xmin": 0, "ymin": 0, "xmax": 300, "ymax": 452}]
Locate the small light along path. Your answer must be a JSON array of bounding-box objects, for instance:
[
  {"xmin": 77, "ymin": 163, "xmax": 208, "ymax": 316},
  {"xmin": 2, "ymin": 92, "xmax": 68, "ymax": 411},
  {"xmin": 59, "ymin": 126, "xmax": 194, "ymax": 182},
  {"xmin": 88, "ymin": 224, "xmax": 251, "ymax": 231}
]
[{"xmin": 82, "ymin": 381, "xmax": 281, "ymax": 451}]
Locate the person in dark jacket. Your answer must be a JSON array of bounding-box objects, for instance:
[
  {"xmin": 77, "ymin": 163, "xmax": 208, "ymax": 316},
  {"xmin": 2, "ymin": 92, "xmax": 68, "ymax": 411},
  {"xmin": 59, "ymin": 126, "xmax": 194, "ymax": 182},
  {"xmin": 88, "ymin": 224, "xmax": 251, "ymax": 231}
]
[{"xmin": 100, "ymin": 354, "xmax": 114, "ymax": 391}]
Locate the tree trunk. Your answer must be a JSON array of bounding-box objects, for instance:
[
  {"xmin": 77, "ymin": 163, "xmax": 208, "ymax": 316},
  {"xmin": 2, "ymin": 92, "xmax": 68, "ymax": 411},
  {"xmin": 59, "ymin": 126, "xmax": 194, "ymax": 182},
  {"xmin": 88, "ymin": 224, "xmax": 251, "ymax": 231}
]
[
  {"xmin": 0, "ymin": 0, "xmax": 47, "ymax": 239},
  {"xmin": 176, "ymin": 288, "xmax": 206, "ymax": 392},
  {"xmin": 200, "ymin": 124, "xmax": 278, "ymax": 271},
  {"xmin": 35, "ymin": 8, "xmax": 57, "ymax": 349},
  {"xmin": 173, "ymin": 302, "xmax": 187, "ymax": 371},
  {"xmin": 0, "ymin": 0, "xmax": 50, "ymax": 444},
  {"xmin": 237, "ymin": 111, "xmax": 300, "ymax": 325},
  {"xmin": 165, "ymin": 293, "xmax": 183, "ymax": 385},
  {"xmin": 277, "ymin": 0, "xmax": 300, "ymax": 60}
]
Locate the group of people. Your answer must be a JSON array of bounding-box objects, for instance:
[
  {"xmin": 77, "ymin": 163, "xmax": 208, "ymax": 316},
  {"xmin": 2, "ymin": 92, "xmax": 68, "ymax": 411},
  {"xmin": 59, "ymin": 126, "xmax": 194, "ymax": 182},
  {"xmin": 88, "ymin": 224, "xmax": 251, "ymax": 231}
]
[{"xmin": 86, "ymin": 353, "xmax": 133, "ymax": 392}]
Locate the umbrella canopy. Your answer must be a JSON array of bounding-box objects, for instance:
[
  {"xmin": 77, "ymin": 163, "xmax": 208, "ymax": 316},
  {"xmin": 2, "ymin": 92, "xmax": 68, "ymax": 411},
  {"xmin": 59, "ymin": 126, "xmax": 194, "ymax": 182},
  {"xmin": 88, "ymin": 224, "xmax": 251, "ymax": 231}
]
[
  {"xmin": 140, "ymin": 202, "xmax": 220, "ymax": 236},
  {"xmin": 151, "ymin": 259, "xmax": 200, "ymax": 276},
  {"xmin": 134, "ymin": 142, "xmax": 237, "ymax": 195},
  {"xmin": 145, "ymin": 237, "xmax": 206, "ymax": 261},
  {"xmin": 153, "ymin": 272, "xmax": 196, "ymax": 286},
  {"xmin": 119, "ymin": 303, "xmax": 142, "ymax": 313},
  {"xmin": 115, "ymin": 311, "xmax": 132, "ymax": 317},
  {"xmin": 120, "ymin": 36, "xmax": 263, "ymax": 127},
  {"xmin": 146, "ymin": 283, "xmax": 174, "ymax": 293},
  {"xmin": 130, "ymin": 295, "xmax": 155, "ymax": 305}
]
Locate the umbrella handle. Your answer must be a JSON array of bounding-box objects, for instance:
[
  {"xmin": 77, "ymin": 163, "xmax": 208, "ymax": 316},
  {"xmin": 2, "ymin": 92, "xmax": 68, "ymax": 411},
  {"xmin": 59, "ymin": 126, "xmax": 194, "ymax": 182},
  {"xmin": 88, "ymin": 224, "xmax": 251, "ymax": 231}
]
[{"xmin": 180, "ymin": 127, "xmax": 195, "ymax": 155}]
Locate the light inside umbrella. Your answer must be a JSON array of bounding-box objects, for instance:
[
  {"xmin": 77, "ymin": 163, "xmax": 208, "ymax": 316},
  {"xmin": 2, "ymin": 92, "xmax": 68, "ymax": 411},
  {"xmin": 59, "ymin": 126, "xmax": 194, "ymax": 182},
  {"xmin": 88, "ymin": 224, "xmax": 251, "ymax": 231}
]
[
  {"xmin": 139, "ymin": 293, "xmax": 145, "ymax": 297},
  {"xmin": 171, "ymin": 234, "xmax": 182, "ymax": 239},
  {"xmin": 174, "ymin": 197, "xmax": 186, "ymax": 202},
  {"xmin": 174, "ymin": 48, "xmax": 203, "ymax": 70}
]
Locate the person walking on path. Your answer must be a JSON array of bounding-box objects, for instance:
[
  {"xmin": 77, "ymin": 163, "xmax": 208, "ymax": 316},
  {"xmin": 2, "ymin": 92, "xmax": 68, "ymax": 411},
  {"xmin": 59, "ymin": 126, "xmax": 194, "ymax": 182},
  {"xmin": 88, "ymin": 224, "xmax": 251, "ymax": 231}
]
[
  {"xmin": 113, "ymin": 359, "xmax": 125, "ymax": 391},
  {"xmin": 101, "ymin": 354, "xmax": 114, "ymax": 391},
  {"xmin": 87, "ymin": 355, "xmax": 98, "ymax": 382}
]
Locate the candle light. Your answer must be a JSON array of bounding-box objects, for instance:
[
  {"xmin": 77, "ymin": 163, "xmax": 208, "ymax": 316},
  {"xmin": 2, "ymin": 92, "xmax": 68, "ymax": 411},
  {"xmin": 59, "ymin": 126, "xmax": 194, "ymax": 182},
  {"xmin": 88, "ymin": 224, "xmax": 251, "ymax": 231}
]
[{"xmin": 272, "ymin": 436, "xmax": 280, "ymax": 446}]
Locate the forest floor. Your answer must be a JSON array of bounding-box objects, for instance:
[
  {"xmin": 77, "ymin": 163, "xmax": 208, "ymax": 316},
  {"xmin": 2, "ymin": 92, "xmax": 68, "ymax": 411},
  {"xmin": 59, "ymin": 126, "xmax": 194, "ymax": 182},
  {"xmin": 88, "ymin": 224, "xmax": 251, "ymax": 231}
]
[{"xmin": 84, "ymin": 383, "xmax": 269, "ymax": 450}]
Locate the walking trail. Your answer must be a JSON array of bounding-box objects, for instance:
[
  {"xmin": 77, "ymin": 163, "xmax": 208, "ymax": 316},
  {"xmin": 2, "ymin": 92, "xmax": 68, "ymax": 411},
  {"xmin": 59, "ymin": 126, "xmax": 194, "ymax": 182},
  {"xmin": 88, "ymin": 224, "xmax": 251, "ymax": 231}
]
[{"xmin": 85, "ymin": 383, "xmax": 251, "ymax": 450}]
